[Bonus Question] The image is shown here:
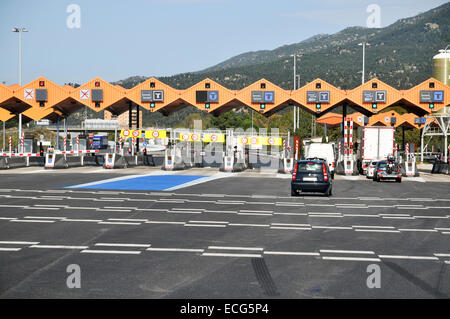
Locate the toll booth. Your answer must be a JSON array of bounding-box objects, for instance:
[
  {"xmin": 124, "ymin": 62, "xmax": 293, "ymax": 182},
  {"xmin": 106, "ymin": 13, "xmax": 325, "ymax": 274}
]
[{"xmin": 23, "ymin": 135, "xmax": 37, "ymax": 153}]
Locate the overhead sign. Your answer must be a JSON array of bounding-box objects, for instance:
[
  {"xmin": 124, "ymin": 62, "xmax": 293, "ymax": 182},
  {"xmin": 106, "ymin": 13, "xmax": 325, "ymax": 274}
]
[
  {"xmin": 420, "ymin": 90, "xmax": 444, "ymax": 103},
  {"xmin": 24, "ymin": 89, "xmax": 34, "ymax": 100},
  {"xmin": 141, "ymin": 90, "xmax": 164, "ymax": 102},
  {"xmin": 414, "ymin": 117, "xmax": 427, "ymax": 125},
  {"xmin": 144, "ymin": 130, "xmax": 167, "ymax": 139},
  {"xmin": 238, "ymin": 136, "xmax": 282, "ymax": 146},
  {"xmin": 196, "ymin": 90, "xmax": 219, "ymax": 103},
  {"xmin": 363, "ymin": 90, "xmax": 386, "ymax": 103},
  {"xmin": 35, "ymin": 89, "xmax": 48, "ymax": 102},
  {"xmin": 307, "ymin": 91, "xmax": 330, "ymax": 103},
  {"xmin": 251, "ymin": 91, "xmax": 275, "ymax": 103},
  {"xmin": 80, "ymin": 89, "xmax": 90, "ymax": 100},
  {"xmin": 178, "ymin": 133, "xmax": 224, "ymax": 143}
]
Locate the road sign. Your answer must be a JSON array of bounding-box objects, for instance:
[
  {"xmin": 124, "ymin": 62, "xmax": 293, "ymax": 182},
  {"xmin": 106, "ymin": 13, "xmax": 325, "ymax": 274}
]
[
  {"xmin": 264, "ymin": 91, "xmax": 274, "ymax": 103},
  {"xmin": 251, "ymin": 91, "xmax": 264, "ymax": 103},
  {"xmin": 80, "ymin": 89, "xmax": 90, "ymax": 100},
  {"xmin": 318, "ymin": 91, "xmax": 330, "ymax": 103},
  {"xmin": 24, "ymin": 89, "xmax": 34, "ymax": 100},
  {"xmin": 153, "ymin": 90, "xmax": 164, "ymax": 101},
  {"xmin": 420, "ymin": 90, "xmax": 444, "ymax": 103},
  {"xmin": 208, "ymin": 91, "xmax": 219, "ymax": 102},
  {"xmin": 141, "ymin": 90, "xmax": 153, "ymax": 102},
  {"xmin": 307, "ymin": 91, "xmax": 319, "ymax": 103},
  {"xmin": 363, "ymin": 90, "xmax": 386, "ymax": 103},
  {"xmin": 375, "ymin": 91, "xmax": 386, "ymax": 102},
  {"xmin": 433, "ymin": 91, "xmax": 444, "ymax": 102}
]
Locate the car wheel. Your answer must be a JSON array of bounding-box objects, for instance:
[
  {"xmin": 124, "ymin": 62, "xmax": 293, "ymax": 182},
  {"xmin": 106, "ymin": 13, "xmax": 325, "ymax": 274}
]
[
  {"xmin": 397, "ymin": 178, "xmax": 402, "ymax": 183},
  {"xmin": 291, "ymin": 188, "xmax": 297, "ymax": 196},
  {"xmin": 331, "ymin": 172, "xmax": 335, "ymax": 179}
]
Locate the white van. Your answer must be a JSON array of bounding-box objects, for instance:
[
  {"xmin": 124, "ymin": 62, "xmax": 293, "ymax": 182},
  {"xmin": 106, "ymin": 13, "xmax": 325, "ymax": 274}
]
[{"xmin": 305, "ymin": 143, "xmax": 336, "ymax": 178}]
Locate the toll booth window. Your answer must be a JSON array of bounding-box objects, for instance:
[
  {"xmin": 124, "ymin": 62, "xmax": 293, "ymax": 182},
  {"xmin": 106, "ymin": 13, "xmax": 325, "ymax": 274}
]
[
  {"xmin": 429, "ymin": 82, "xmax": 435, "ymax": 88},
  {"xmin": 372, "ymin": 82, "xmax": 378, "ymax": 88}
]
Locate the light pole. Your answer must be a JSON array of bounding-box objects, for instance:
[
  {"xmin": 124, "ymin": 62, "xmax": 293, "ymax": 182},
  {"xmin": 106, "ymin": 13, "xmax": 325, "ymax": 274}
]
[
  {"xmin": 292, "ymin": 54, "xmax": 298, "ymax": 131},
  {"xmin": 12, "ymin": 27, "xmax": 28, "ymax": 151},
  {"xmin": 358, "ymin": 42, "xmax": 370, "ymax": 84}
]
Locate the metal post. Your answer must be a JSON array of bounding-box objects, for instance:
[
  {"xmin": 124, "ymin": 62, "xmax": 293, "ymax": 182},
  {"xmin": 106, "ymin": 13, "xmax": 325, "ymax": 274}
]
[
  {"xmin": 342, "ymin": 104, "xmax": 347, "ymax": 138},
  {"xmin": 18, "ymin": 31, "xmax": 22, "ymax": 145},
  {"xmin": 56, "ymin": 115, "xmax": 60, "ymax": 150},
  {"xmin": 362, "ymin": 42, "xmax": 365, "ymax": 84},
  {"xmin": 136, "ymin": 105, "xmax": 140, "ymax": 153},
  {"xmin": 420, "ymin": 127, "xmax": 424, "ymax": 163},
  {"xmin": 2, "ymin": 121, "xmax": 5, "ymax": 151},
  {"xmin": 293, "ymin": 54, "xmax": 296, "ymax": 131}
]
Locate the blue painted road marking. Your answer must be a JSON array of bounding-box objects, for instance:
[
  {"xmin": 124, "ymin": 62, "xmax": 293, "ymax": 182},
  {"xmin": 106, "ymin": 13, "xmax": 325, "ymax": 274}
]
[{"xmin": 68, "ymin": 175, "xmax": 207, "ymax": 191}]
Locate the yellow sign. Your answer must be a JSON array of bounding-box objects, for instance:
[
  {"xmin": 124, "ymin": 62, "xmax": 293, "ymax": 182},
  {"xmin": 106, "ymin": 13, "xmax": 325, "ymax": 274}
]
[
  {"xmin": 179, "ymin": 133, "xmax": 224, "ymax": 143},
  {"xmin": 120, "ymin": 129, "xmax": 141, "ymax": 139},
  {"xmin": 144, "ymin": 130, "xmax": 167, "ymax": 139},
  {"xmin": 238, "ymin": 136, "xmax": 282, "ymax": 146}
]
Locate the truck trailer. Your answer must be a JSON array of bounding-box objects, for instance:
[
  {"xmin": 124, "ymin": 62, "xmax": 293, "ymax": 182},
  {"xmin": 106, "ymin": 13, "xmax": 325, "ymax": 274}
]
[{"xmin": 359, "ymin": 126, "xmax": 395, "ymax": 175}]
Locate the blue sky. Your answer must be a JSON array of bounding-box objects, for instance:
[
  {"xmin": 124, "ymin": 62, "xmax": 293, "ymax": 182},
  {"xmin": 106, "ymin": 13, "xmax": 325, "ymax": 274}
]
[{"xmin": 0, "ymin": 0, "xmax": 447, "ymax": 85}]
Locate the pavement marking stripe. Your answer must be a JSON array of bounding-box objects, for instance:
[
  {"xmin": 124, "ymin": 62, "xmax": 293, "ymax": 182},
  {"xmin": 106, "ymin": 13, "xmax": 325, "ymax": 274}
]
[
  {"xmin": 202, "ymin": 252, "xmax": 262, "ymax": 258},
  {"xmin": 343, "ymin": 214, "xmax": 379, "ymax": 218},
  {"xmin": 188, "ymin": 221, "xmax": 229, "ymax": 224},
  {"xmin": 434, "ymin": 254, "xmax": 450, "ymax": 257},
  {"xmin": 11, "ymin": 219, "xmax": 55, "ymax": 223},
  {"xmin": 145, "ymin": 221, "xmax": 185, "ymax": 225},
  {"xmin": 414, "ymin": 216, "xmax": 447, "ymax": 219},
  {"xmin": 0, "ymin": 247, "xmax": 22, "ymax": 251},
  {"xmin": 0, "ymin": 217, "xmax": 18, "ymax": 220},
  {"xmin": 274, "ymin": 213, "xmax": 308, "ymax": 216},
  {"xmin": 240, "ymin": 210, "xmax": 273, "ymax": 213},
  {"xmin": 238, "ymin": 213, "xmax": 273, "ymax": 216},
  {"xmin": 264, "ymin": 251, "xmax": 320, "ymax": 256},
  {"xmin": 95, "ymin": 243, "xmax": 151, "ymax": 248},
  {"xmin": 378, "ymin": 255, "xmax": 439, "ymax": 260},
  {"xmin": 23, "ymin": 207, "xmax": 60, "ymax": 210},
  {"xmin": 30, "ymin": 245, "xmax": 89, "ymax": 249},
  {"xmin": 0, "ymin": 241, "xmax": 40, "ymax": 245},
  {"xmin": 435, "ymin": 228, "xmax": 450, "ymax": 231},
  {"xmin": 308, "ymin": 215, "xmax": 344, "ymax": 218},
  {"xmin": 398, "ymin": 229, "xmax": 438, "ymax": 232},
  {"xmin": 382, "ymin": 217, "xmax": 416, "ymax": 220},
  {"xmin": 107, "ymin": 219, "xmax": 148, "ymax": 222},
  {"xmin": 184, "ymin": 224, "xmax": 226, "ymax": 228},
  {"xmin": 81, "ymin": 249, "xmax": 141, "ymax": 255},
  {"xmin": 174, "ymin": 208, "xmax": 206, "ymax": 211},
  {"xmin": 271, "ymin": 223, "xmax": 311, "ymax": 227},
  {"xmin": 308, "ymin": 212, "xmax": 341, "ymax": 215},
  {"xmin": 208, "ymin": 246, "xmax": 264, "ymax": 251},
  {"xmin": 229, "ymin": 223, "xmax": 270, "ymax": 227},
  {"xmin": 270, "ymin": 226, "xmax": 312, "ymax": 230},
  {"xmin": 204, "ymin": 210, "xmax": 237, "ymax": 214},
  {"xmin": 352, "ymin": 225, "xmax": 396, "ymax": 229},
  {"xmin": 24, "ymin": 216, "xmax": 66, "ymax": 220},
  {"xmin": 147, "ymin": 248, "xmax": 204, "ymax": 253},
  {"xmin": 62, "ymin": 219, "xmax": 102, "ymax": 222},
  {"xmin": 322, "ymin": 256, "xmax": 381, "ymax": 262},
  {"xmin": 169, "ymin": 211, "xmax": 203, "ymax": 214},
  {"xmin": 319, "ymin": 249, "xmax": 375, "ymax": 254},
  {"xmin": 312, "ymin": 226, "xmax": 353, "ymax": 230},
  {"xmin": 355, "ymin": 229, "xmax": 401, "ymax": 233},
  {"xmin": 98, "ymin": 222, "xmax": 141, "ymax": 225}
]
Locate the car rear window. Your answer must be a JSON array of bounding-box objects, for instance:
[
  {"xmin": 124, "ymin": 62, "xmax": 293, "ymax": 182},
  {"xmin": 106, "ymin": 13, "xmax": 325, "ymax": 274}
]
[
  {"xmin": 378, "ymin": 162, "xmax": 387, "ymax": 169},
  {"xmin": 297, "ymin": 162, "xmax": 323, "ymax": 173},
  {"xmin": 371, "ymin": 162, "xmax": 378, "ymax": 165}
]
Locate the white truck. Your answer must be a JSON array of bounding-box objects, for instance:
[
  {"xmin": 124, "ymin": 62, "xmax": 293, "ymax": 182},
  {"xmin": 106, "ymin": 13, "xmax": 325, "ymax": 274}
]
[
  {"xmin": 359, "ymin": 126, "xmax": 395, "ymax": 175},
  {"xmin": 304, "ymin": 143, "xmax": 336, "ymax": 178}
]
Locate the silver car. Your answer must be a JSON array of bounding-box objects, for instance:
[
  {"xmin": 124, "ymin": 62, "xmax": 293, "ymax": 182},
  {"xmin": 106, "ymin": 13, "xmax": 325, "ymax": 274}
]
[{"xmin": 366, "ymin": 161, "xmax": 379, "ymax": 179}]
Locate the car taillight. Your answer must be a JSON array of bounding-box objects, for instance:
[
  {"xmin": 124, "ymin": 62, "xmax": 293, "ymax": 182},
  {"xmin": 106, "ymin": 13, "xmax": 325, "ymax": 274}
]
[
  {"xmin": 292, "ymin": 163, "xmax": 297, "ymax": 181},
  {"xmin": 332, "ymin": 162, "xmax": 335, "ymax": 168},
  {"xmin": 377, "ymin": 169, "xmax": 382, "ymax": 172},
  {"xmin": 363, "ymin": 164, "xmax": 367, "ymax": 168},
  {"xmin": 323, "ymin": 163, "xmax": 328, "ymax": 182}
]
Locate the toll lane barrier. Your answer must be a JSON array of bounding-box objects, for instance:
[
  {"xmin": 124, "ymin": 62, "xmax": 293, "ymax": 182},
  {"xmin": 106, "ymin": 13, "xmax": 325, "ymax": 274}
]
[
  {"xmin": 431, "ymin": 161, "xmax": 450, "ymax": 174},
  {"xmin": 278, "ymin": 158, "xmax": 294, "ymax": 174},
  {"xmin": 0, "ymin": 155, "xmax": 45, "ymax": 169},
  {"xmin": 104, "ymin": 154, "xmax": 159, "ymax": 169}
]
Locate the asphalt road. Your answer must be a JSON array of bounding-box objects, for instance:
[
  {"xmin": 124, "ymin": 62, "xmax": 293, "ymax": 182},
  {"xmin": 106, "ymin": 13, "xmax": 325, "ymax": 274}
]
[{"xmin": 0, "ymin": 169, "xmax": 449, "ymax": 298}]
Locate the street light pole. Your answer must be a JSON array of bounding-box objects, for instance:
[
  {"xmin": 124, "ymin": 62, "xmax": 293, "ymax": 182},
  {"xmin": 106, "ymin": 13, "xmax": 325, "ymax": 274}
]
[
  {"xmin": 358, "ymin": 42, "xmax": 370, "ymax": 84},
  {"xmin": 12, "ymin": 27, "xmax": 28, "ymax": 152},
  {"xmin": 293, "ymin": 54, "xmax": 297, "ymax": 131}
]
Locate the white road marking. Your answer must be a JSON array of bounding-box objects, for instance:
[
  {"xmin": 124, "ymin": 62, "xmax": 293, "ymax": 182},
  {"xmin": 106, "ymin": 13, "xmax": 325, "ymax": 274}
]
[
  {"xmin": 312, "ymin": 226, "xmax": 353, "ymax": 230},
  {"xmin": 271, "ymin": 223, "xmax": 310, "ymax": 227},
  {"xmin": 202, "ymin": 252, "xmax": 262, "ymax": 258},
  {"xmin": 0, "ymin": 217, "xmax": 17, "ymax": 220},
  {"xmin": 319, "ymin": 249, "xmax": 375, "ymax": 254},
  {"xmin": 188, "ymin": 221, "xmax": 229, "ymax": 224},
  {"xmin": 228, "ymin": 223, "xmax": 270, "ymax": 227},
  {"xmin": 63, "ymin": 219, "xmax": 102, "ymax": 222},
  {"xmin": 24, "ymin": 216, "xmax": 66, "ymax": 220},
  {"xmin": 184, "ymin": 224, "xmax": 226, "ymax": 228},
  {"xmin": 274, "ymin": 212, "xmax": 308, "ymax": 216},
  {"xmin": 240, "ymin": 210, "xmax": 273, "ymax": 213},
  {"xmin": 11, "ymin": 219, "xmax": 55, "ymax": 223},
  {"xmin": 208, "ymin": 246, "xmax": 264, "ymax": 251},
  {"xmin": 355, "ymin": 229, "xmax": 401, "ymax": 233},
  {"xmin": 23, "ymin": 207, "xmax": 60, "ymax": 210},
  {"xmin": 397, "ymin": 229, "xmax": 438, "ymax": 232},
  {"xmin": 308, "ymin": 215, "xmax": 344, "ymax": 218},
  {"xmin": 0, "ymin": 241, "xmax": 39, "ymax": 245},
  {"xmin": 34, "ymin": 205, "xmax": 68, "ymax": 208},
  {"xmin": 352, "ymin": 225, "xmax": 396, "ymax": 229},
  {"xmin": 322, "ymin": 256, "xmax": 381, "ymax": 262},
  {"xmin": 238, "ymin": 212, "xmax": 273, "ymax": 216},
  {"xmin": 382, "ymin": 216, "xmax": 416, "ymax": 220},
  {"xmin": 165, "ymin": 173, "xmax": 231, "ymax": 191},
  {"xmin": 204, "ymin": 210, "xmax": 237, "ymax": 214},
  {"xmin": 435, "ymin": 228, "xmax": 450, "ymax": 231},
  {"xmin": 64, "ymin": 206, "xmax": 98, "ymax": 210},
  {"xmin": 95, "ymin": 243, "xmax": 151, "ymax": 248},
  {"xmin": 81, "ymin": 249, "xmax": 142, "ymax": 255},
  {"xmin": 270, "ymin": 226, "xmax": 311, "ymax": 230},
  {"xmin": 264, "ymin": 251, "xmax": 320, "ymax": 256},
  {"xmin": 30, "ymin": 245, "xmax": 88, "ymax": 249},
  {"xmin": 146, "ymin": 248, "xmax": 204, "ymax": 253},
  {"xmin": 174, "ymin": 208, "xmax": 206, "ymax": 211},
  {"xmin": 343, "ymin": 214, "xmax": 379, "ymax": 218},
  {"xmin": 107, "ymin": 218, "xmax": 148, "ymax": 222},
  {"xmin": 434, "ymin": 253, "xmax": 450, "ymax": 257},
  {"xmin": 169, "ymin": 210, "xmax": 203, "ymax": 214},
  {"xmin": 378, "ymin": 255, "xmax": 439, "ymax": 261},
  {"xmin": 145, "ymin": 221, "xmax": 185, "ymax": 225},
  {"xmin": 0, "ymin": 247, "xmax": 22, "ymax": 251},
  {"xmin": 97, "ymin": 222, "xmax": 141, "ymax": 225},
  {"xmin": 414, "ymin": 216, "xmax": 447, "ymax": 219}
]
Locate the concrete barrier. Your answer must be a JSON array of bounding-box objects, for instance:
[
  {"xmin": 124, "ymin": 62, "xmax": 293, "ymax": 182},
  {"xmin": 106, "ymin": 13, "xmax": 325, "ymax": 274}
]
[
  {"xmin": 277, "ymin": 158, "xmax": 294, "ymax": 174},
  {"xmin": 45, "ymin": 154, "xmax": 68, "ymax": 169},
  {"xmin": 432, "ymin": 161, "xmax": 449, "ymax": 174},
  {"xmin": 28, "ymin": 156, "xmax": 45, "ymax": 167},
  {"xmin": 66, "ymin": 156, "xmax": 83, "ymax": 168},
  {"xmin": 0, "ymin": 156, "xmax": 27, "ymax": 169}
]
